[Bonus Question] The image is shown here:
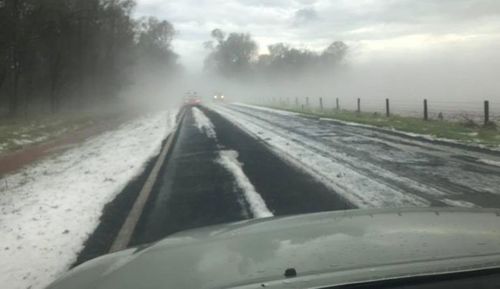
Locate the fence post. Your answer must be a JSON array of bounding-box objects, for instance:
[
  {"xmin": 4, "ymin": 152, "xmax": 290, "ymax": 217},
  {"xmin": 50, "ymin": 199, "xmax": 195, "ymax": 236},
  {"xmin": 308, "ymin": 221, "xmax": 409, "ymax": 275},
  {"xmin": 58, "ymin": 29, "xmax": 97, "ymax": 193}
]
[
  {"xmin": 484, "ymin": 100, "xmax": 490, "ymax": 126},
  {"xmin": 423, "ymin": 99, "xmax": 428, "ymax": 121},
  {"xmin": 386, "ymin": 98, "xmax": 390, "ymax": 117},
  {"xmin": 357, "ymin": 98, "xmax": 361, "ymax": 113},
  {"xmin": 336, "ymin": 98, "xmax": 339, "ymax": 111},
  {"xmin": 319, "ymin": 97, "xmax": 323, "ymax": 112}
]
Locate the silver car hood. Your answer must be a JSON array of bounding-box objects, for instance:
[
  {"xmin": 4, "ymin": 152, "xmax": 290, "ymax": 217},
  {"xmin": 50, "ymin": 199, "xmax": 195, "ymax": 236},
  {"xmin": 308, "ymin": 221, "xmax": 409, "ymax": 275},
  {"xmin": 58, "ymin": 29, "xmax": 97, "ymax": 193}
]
[{"xmin": 47, "ymin": 208, "xmax": 500, "ymax": 289}]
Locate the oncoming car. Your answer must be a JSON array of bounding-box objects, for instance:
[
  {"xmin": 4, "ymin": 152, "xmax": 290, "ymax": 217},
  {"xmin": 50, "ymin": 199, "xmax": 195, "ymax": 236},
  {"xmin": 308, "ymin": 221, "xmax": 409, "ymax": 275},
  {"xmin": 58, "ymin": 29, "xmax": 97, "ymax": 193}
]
[
  {"xmin": 213, "ymin": 92, "xmax": 225, "ymax": 101},
  {"xmin": 46, "ymin": 208, "xmax": 500, "ymax": 289}
]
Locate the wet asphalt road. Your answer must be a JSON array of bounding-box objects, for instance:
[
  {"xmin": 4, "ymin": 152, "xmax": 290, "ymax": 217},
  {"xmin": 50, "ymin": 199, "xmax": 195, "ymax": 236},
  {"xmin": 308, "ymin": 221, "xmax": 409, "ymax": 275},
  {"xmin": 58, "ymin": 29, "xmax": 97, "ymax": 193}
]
[
  {"xmin": 213, "ymin": 104, "xmax": 500, "ymax": 209},
  {"xmin": 77, "ymin": 103, "xmax": 500, "ymax": 263},
  {"xmin": 130, "ymin": 106, "xmax": 351, "ymax": 246}
]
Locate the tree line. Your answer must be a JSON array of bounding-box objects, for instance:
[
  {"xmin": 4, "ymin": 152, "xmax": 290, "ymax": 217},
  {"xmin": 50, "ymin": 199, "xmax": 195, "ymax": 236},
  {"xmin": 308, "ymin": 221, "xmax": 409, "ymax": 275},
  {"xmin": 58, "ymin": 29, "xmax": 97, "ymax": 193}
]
[
  {"xmin": 0, "ymin": 0, "xmax": 178, "ymax": 116},
  {"xmin": 204, "ymin": 28, "xmax": 348, "ymax": 80}
]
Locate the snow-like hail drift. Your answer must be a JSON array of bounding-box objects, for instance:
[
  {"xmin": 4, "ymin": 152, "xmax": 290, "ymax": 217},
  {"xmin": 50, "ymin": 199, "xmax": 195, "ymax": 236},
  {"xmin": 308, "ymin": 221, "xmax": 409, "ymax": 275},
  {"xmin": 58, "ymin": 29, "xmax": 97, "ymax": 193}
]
[
  {"xmin": 192, "ymin": 106, "xmax": 217, "ymax": 139},
  {"xmin": 0, "ymin": 110, "xmax": 178, "ymax": 289},
  {"xmin": 191, "ymin": 106, "xmax": 273, "ymax": 218},
  {"xmin": 216, "ymin": 149, "xmax": 273, "ymax": 218}
]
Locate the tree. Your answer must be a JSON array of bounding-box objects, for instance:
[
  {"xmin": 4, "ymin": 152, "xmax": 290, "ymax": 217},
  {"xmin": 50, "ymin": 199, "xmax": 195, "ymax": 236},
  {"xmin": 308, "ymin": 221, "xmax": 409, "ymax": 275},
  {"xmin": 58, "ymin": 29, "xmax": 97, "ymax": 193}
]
[
  {"xmin": 3, "ymin": 0, "xmax": 23, "ymax": 115},
  {"xmin": 0, "ymin": 0, "xmax": 179, "ymax": 115},
  {"xmin": 0, "ymin": 1, "xmax": 9, "ymax": 90},
  {"xmin": 136, "ymin": 17, "xmax": 177, "ymax": 68},
  {"xmin": 203, "ymin": 29, "xmax": 348, "ymax": 82},
  {"xmin": 265, "ymin": 43, "xmax": 317, "ymax": 77},
  {"xmin": 204, "ymin": 29, "xmax": 258, "ymax": 78},
  {"xmin": 320, "ymin": 41, "xmax": 348, "ymax": 69}
]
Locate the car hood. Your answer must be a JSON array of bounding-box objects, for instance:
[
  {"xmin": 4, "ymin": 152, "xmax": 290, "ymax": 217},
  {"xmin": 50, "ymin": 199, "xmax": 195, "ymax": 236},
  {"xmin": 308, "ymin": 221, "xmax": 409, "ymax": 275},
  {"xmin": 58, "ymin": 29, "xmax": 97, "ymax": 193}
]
[{"xmin": 47, "ymin": 208, "xmax": 500, "ymax": 289}]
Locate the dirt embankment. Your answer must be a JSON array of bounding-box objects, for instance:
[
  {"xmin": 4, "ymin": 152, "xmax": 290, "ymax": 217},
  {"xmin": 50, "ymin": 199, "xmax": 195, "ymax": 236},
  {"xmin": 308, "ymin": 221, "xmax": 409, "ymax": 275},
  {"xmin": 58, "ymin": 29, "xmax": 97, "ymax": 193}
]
[{"xmin": 0, "ymin": 113, "xmax": 134, "ymax": 177}]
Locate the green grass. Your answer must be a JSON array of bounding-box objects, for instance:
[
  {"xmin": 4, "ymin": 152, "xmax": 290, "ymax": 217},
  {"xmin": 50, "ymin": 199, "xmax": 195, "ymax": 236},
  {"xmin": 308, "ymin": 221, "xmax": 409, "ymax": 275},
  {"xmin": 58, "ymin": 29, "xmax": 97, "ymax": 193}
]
[
  {"xmin": 0, "ymin": 114, "xmax": 95, "ymax": 154},
  {"xmin": 264, "ymin": 105, "xmax": 500, "ymax": 147}
]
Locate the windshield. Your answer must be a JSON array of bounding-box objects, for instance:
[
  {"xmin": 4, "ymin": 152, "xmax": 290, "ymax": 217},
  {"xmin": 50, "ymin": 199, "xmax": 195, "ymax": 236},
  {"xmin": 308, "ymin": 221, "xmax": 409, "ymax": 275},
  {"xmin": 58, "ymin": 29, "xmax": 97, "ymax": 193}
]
[
  {"xmin": 323, "ymin": 268, "xmax": 500, "ymax": 289},
  {"xmin": 1, "ymin": 1, "xmax": 499, "ymax": 289}
]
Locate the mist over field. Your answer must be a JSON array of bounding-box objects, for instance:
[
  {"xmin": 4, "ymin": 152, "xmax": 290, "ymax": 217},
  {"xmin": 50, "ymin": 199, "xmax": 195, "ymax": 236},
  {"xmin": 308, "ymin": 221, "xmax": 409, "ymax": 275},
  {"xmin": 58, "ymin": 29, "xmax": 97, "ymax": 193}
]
[
  {"xmin": 1, "ymin": 0, "xmax": 500, "ymax": 119},
  {"xmin": 142, "ymin": 0, "xmax": 500, "ymax": 119},
  {"xmin": 177, "ymin": 38, "xmax": 500, "ymax": 120}
]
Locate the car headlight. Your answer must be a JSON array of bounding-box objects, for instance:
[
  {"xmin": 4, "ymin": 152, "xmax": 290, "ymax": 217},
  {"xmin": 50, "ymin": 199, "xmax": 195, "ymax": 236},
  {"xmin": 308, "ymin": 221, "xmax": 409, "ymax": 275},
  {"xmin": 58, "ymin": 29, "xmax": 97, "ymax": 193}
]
[
  {"xmin": 221, "ymin": 95, "xmax": 225, "ymax": 99},
  {"xmin": 214, "ymin": 95, "xmax": 218, "ymax": 99}
]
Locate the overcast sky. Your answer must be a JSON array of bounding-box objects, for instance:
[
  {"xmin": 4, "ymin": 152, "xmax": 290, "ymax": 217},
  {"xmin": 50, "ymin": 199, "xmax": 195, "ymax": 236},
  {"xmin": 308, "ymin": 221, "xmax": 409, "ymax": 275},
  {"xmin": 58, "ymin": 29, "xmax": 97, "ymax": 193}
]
[{"xmin": 134, "ymin": 0, "xmax": 500, "ymax": 72}]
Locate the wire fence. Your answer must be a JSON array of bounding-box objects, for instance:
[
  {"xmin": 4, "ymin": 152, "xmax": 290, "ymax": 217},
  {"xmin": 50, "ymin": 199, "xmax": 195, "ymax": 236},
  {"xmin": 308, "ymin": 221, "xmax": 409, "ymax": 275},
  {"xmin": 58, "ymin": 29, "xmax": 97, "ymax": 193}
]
[{"xmin": 264, "ymin": 96, "xmax": 500, "ymax": 125}]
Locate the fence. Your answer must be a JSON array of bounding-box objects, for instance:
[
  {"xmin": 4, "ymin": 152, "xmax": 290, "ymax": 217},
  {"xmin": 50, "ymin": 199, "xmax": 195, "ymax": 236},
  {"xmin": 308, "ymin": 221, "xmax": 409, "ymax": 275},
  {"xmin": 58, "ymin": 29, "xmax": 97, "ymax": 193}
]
[{"xmin": 264, "ymin": 96, "xmax": 499, "ymax": 125}]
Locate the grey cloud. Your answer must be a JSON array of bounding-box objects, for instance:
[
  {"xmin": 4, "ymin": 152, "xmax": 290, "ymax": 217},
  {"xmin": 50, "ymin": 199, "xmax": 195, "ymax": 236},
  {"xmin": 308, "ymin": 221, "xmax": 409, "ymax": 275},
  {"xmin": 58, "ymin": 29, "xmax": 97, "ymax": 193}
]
[
  {"xmin": 326, "ymin": 0, "xmax": 500, "ymax": 27},
  {"xmin": 293, "ymin": 7, "xmax": 319, "ymax": 26},
  {"xmin": 236, "ymin": 0, "xmax": 291, "ymax": 7},
  {"xmin": 134, "ymin": 0, "xmax": 500, "ymax": 70},
  {"xmin": 287, "ymin": 0, "xmax": 500, "ymax": 43}
]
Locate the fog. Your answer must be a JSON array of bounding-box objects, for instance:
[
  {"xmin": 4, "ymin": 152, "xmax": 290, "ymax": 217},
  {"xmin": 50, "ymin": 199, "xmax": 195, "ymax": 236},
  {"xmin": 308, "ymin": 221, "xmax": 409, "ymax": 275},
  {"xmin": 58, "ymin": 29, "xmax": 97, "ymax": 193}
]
[
  {"xmin": 169, "ymin": 35, "xmax": 500, "ymax": 122},
  {"xmin": 3, "ymin": 0, "xmax": 499, "ymax": 121},
  {"xmin": 124, "ymin": 0, "xmax": 500, "ymax": 121}
]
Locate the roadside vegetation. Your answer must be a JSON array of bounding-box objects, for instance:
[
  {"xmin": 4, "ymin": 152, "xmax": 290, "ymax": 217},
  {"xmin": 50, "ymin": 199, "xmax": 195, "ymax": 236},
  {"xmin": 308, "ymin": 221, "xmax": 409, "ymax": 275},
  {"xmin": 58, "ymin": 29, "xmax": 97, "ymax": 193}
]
[
  {"xmin": 0, "ymin": 0, "xmax": 179, "ymax": 154},
  {"xmin": 204, "ymin": 28, "xmax": 347, "ymax": 79},
  {"xmin": 265, "ymin": 105, "xmax": 500, "ymax": 147},
  {"xmin": 0, "ymin": 0, "xmax": 178, "ymax": 116},
  {"xmin": 0, "ymin": 114, "xmax": 96, "ymax": 154}
]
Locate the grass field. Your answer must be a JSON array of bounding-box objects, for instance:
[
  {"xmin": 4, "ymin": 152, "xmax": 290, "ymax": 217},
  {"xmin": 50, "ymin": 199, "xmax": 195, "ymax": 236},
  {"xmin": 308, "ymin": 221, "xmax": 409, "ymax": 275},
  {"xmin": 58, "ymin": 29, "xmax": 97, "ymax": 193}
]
[{"xmin": 264, "ymin": 105, "xmax": 500, "ymax": 147}]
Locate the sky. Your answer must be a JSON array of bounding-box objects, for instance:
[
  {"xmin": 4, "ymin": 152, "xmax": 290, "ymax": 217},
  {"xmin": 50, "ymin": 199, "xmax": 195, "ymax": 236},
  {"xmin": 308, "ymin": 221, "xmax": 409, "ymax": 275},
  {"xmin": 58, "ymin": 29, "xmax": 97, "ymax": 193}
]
[
  {"xmin": 134, "ymin": 0, "xmax": 500, "ymax": 70},
  {"xmin": 133, "ymin": 0, "xmax": 500, "ymax": 110}
]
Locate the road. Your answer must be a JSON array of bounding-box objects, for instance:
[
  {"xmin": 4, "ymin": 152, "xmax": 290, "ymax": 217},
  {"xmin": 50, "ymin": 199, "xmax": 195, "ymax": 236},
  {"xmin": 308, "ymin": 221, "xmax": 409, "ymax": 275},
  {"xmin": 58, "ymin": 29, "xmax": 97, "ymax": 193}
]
[
  {"xmin": 212, "ymin": 104, "xmax": 500, "ymax": 209},
  {"xmin": 76, "ymin": 102, "xmax": 500, "ymax": 255},
  {"xmin": 130, "ymin": 105, "xmax": 351, "ymax": 246}
]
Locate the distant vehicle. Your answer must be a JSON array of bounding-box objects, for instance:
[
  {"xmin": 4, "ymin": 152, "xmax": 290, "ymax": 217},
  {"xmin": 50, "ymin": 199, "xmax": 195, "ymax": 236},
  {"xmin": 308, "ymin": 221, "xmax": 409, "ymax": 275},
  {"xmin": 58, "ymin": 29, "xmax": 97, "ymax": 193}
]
[
  {"xmin": 213, "ymin": 92, "xmax": 225, "ymax": 102},
  {"xmin": 46, "ymin": 208, "xmax": 500, "ymax": 289},
  {"xmin": 184, "ymin": 91, "xmax": 201, "ymax": 106}
]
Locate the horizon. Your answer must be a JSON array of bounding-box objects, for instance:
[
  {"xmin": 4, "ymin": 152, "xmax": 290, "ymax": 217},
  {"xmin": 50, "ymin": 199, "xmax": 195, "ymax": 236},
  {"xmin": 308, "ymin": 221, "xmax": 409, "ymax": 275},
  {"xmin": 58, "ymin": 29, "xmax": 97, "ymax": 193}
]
[{"xmin": 134, "ymin": 0, "xmax": 500, "ymax": 72}]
